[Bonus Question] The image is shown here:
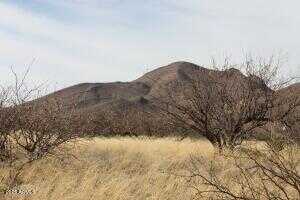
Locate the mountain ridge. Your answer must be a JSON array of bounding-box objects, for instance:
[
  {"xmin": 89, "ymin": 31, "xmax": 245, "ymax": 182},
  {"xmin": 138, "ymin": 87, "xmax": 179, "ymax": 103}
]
[
  {"xmin": 45, "ymin": 61, "xmax": 300, "ymax": 109},
  {"xmin": 42, "ymin": 61, "xmax": 299, "ymax": 135}
]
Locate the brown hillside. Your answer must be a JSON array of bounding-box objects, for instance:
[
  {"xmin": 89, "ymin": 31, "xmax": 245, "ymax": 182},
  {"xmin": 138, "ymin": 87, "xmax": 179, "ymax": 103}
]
[
  {"xmin": 41, "ymin": 61, "xmax": 299, "ymax": 136},
  {"xmin": 41, "ymin": 62, "xmax": 241, "ymax": 112},
  {"xmin": 276, "ymin": 82, "xmax": 300, "ymax": 135},
  {"xmin": 45, "ymin": 61, "xmax": 253, "ymax": 108}
]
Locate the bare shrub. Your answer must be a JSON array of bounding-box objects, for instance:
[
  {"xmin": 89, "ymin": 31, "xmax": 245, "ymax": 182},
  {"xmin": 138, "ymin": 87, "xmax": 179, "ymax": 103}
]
[
  {"xmin": 11, "ymin": 98, "xmax": 90, "ymax": 161},
  {"xmin": 186, "ymin": 138, "xmax": 300, "ymax": 200},
  {"xmin": 0, "ymin": 87, "xmax": 15, "ymax": 162},
  {"xmin": 0, "ymin": 68, "xmax": 95, "ymax": 192},
  {"xmin": 0, "ymin": 68, "xmax": 92, "ymax": 163},
  {"xmin": 156, "ymin": 57, "xmax": 299, "ymax": 150}
]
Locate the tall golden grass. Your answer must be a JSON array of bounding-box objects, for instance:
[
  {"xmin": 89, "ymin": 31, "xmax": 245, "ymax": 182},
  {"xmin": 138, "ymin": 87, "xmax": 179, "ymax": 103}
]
[
  {"xmin": 0, "ymin": 137, "xmax": 298, "ymax": 200},
  {"xmin": 0, "ymin": 137, "xmax": 214, "ymax": 200}
]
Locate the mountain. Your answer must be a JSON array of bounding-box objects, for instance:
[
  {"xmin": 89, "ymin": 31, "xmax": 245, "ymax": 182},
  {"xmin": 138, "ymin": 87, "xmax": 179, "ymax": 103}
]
[
  {"xmin": 42, "ymin": 61, "xmax": 300, "ymax": 136},
  {"xmin": 276, "ymin": 82, "xmax": 300, "ymax": 135},
  {"xmin": 277, "ymin": 82, "xmax": 300, "ymax": 96},
  {"xmin": 50, "ymin": 62, "xmax": 245, "ymax": 105},
  {"xmin": 46, "ymin": 62, "xmax": 205, "ymax": 111}
]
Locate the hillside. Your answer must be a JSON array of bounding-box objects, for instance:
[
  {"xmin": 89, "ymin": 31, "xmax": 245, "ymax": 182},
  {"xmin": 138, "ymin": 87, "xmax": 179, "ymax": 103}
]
[
  {"xmin": 47, "ymin": 62, "xmax": 201, "ymax": 109},
  {"xmin": 276, "ymin": 82, "xmax": 300, "ymax": 135},
  {"xmin": 42, "ymin": 61, "xmax": 300, "ymax": 135},
  {"xmin": 46, "ymin": 62, "xmax": 252, "ymax": 111}
]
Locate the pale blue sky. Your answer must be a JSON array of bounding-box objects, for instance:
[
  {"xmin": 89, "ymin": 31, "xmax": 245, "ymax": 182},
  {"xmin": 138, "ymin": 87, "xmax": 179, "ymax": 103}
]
[{"xmin": 0, "ymin": 0, "xmax": 299, "ymax": 89}]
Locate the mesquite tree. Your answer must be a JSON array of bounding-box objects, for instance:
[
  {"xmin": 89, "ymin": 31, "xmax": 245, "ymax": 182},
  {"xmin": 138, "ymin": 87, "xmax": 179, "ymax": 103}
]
[
  {"xmin": 157, "ymin": 58, "xmax": 299, "ymax": 150},
  {"xmin": 0, "ymin": 68, "xmax": 93, "ymax": 162}
]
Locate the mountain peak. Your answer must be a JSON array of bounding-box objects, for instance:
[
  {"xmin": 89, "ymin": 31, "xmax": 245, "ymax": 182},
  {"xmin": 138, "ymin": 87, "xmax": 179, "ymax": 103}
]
[
  {"xmin": 134, "ymin": 61, "xmax": 202, "ymax": 84},
  {"xmin": 168, "ymin": 61, "xmax": 199, "ymax": 67}
]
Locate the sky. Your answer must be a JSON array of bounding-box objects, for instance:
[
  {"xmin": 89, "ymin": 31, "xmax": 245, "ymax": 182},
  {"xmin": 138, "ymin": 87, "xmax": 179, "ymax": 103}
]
[{"xmin": 0, "ymin": 0, "xmax": 299, "ymax": 89}]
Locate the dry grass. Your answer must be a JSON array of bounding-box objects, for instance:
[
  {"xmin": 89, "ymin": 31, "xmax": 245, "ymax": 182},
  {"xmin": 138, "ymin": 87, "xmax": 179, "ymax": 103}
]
[
  {"xmin": 0, "ymin": 137, "xmax": 215, "ymax": 200},
  {"xmin": 0, "ymin": 137, "xmax": 298, "ymax": 200}
]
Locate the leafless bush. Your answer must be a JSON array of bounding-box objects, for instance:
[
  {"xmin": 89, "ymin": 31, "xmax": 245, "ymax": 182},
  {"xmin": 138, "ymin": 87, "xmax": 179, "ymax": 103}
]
[
  {"xmin": 157, "ymin": 57, "xmax": 299, "ymax": 150},
  {"xmin": 0, "ymin": 68, "xmax": 92, "ymax": 163},
  {"xmin": 0, "ymin": 68, "xmax": 96, "ymax": 192},
  {"xmin": 186, "ymin": 137, "xmax": 300, "ymax": 200},
  {"xmin": 0, "ymin": 86, "xmax": 15, "ymax": 162},
  {"xmin": 11, "ymin": 98, "xmax": 90, "ymax": 161}
]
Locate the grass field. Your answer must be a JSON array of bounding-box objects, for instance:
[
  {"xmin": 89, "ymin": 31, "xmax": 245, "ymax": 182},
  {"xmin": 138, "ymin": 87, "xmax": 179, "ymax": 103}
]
[
  {"xmin": 0, "ymin": 137, "xmax": 215, "ymax": 200},
  {"xmin": 0, "ymin": 137, "xmax": 298, "ymax": 200}
]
